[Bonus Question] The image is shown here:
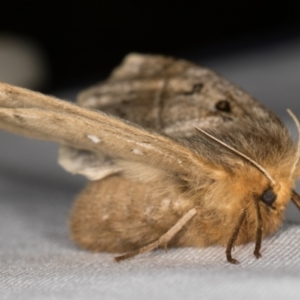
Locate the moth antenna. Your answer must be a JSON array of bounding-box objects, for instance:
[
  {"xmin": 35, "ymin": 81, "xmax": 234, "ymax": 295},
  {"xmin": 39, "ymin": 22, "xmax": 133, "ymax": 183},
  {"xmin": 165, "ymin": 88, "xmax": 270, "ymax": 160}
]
[
  {"xmin": 287, "ymin": 109, "xmax": 300, "ymax": 178},
  {"xmin": 195, "ymin": 127, "xmax": 276, "ymax": 185}
]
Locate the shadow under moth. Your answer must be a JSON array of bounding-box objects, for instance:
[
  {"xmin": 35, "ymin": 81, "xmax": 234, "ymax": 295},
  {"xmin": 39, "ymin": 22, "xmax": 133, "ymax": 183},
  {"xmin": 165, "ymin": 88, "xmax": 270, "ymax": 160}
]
[{"xmin": 1, "ymin": 53, "xmax": 300, "ymax": 264}]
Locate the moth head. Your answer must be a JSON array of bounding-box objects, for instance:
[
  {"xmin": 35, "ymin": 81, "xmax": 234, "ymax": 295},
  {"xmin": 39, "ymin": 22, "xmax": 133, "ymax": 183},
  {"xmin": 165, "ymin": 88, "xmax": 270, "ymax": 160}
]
[
  {"xmin": 195, "ymin": 119, "xmax": 298, "ymax": 220},
  {"xmin": 198, "ymin": 109, "xmax": 300, "ymax": 208}
]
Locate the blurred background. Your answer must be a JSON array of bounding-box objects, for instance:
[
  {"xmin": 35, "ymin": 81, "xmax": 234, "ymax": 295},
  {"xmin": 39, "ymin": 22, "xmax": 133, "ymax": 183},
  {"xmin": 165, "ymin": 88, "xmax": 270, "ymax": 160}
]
[{"xmin": 1, "ymin": 0, "xmax": 300, "ymax": 92}]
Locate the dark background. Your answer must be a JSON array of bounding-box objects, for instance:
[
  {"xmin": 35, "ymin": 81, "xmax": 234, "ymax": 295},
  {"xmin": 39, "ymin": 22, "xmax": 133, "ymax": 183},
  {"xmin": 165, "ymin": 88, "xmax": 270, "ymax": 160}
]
[{"xmin": 1, "ymin": 0, "xmax": 300, "ymax": 90}]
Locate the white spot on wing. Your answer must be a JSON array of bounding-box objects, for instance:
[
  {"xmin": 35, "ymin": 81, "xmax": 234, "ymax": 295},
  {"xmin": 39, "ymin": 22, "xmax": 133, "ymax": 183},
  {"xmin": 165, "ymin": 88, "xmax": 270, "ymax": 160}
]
[
  {"xmin": 132, "ymin": 148, "xmax": 143, "ymax": 155},
  {"xmin": 87, "ymin": 135, "xmax": 101, "ymax": 144},
  {"xmin": 161, "ymin": 198, "xmax": 171, "ymax": 211},
  {"xmin": 102, "ymin": 214, "xmax": 109, "ymax": 220},
  {"xmin": 0, "ymin": 91, "xmax": 8, "ymax": 98}
]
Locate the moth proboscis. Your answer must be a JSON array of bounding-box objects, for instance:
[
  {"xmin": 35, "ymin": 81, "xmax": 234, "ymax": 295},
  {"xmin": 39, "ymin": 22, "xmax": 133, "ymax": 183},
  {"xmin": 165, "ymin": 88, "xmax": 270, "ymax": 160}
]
[{"xmin": 1, "ymin": 53, "xmax": 300, "ymax": 264}]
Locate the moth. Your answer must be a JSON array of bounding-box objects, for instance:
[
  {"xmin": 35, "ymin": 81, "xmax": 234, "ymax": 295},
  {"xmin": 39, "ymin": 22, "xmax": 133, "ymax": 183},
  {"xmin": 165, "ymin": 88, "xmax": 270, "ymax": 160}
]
[{"xmin": 0, "ymin": 53, "xmax": 300, "ymax": 264}]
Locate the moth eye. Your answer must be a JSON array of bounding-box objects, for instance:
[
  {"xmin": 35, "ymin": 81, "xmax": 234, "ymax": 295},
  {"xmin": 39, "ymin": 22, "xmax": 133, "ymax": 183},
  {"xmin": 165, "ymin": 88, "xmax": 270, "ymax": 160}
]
[
  {"xmin": 261, "ymin": 189, "xmax": 276, "ymax": 206},
  {"xmin": 215, "ymin": 100, "xmax": 231, "ymax": 112}
]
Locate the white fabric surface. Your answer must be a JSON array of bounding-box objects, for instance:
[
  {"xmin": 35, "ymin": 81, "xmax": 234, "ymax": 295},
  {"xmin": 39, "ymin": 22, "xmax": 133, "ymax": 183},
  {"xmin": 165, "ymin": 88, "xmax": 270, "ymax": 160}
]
[{"xmin": 1, "ymin": 39, "xmax": 300, "ymax": 299}]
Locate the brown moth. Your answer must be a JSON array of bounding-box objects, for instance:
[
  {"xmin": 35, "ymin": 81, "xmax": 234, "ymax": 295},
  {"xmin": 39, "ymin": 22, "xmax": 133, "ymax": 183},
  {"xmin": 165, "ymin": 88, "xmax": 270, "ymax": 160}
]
[{"xmin": 0, "ymin": 53, "xmax": 300, "ymax": 264}]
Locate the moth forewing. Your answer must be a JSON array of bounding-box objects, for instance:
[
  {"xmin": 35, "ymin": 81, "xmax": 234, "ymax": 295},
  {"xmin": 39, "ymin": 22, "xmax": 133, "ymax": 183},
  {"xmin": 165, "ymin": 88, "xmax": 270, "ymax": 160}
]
[
  {"xmin": 0, "ymin": 53, "xmax": 299, "ymax": 264},
  {"xmin": 0, "ymin": 94, "xmax": 218, "ymax": 180}
]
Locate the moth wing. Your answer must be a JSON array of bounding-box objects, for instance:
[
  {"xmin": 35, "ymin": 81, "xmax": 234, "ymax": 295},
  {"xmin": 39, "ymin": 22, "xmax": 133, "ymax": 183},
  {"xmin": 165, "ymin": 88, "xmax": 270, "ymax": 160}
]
[
  {"xmin": 78, "ymin": 53, "xmax": 278, "ymax": 139},
  {"xmin": 0, "ymin": 83, "xmax": 216, "ymax": 180}
]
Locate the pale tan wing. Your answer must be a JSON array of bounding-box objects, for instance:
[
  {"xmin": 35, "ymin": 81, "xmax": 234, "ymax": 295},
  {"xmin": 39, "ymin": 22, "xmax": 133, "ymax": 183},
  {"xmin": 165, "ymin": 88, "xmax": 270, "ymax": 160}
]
[
  {"xmin": 0, "ymin": 83, "xmax": 214, "ymax": 178},
  {"xmin": 78, "ymin": 53, "xmax": 278, "ymax": 139}
]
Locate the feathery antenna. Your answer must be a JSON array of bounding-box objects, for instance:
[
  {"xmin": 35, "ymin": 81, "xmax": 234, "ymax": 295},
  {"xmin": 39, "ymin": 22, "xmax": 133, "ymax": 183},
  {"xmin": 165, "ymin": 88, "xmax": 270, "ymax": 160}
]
[{"xmin": 195, "ymin": 127, "xmax": 275, "ymax": 185}]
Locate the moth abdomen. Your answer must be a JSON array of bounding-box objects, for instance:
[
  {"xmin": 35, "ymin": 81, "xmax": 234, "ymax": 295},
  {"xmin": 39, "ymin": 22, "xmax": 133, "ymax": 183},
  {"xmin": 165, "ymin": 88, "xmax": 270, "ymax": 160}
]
[{"xmin": 70, "ymin": 174, "xmax": 195, "ymax": 253}]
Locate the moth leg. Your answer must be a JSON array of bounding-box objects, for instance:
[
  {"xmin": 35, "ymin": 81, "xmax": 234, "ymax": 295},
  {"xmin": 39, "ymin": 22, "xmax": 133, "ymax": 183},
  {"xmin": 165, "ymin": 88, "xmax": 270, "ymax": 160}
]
[
  {"xmin": 291, "ymin": 190, "xmax": 300, "ymax": 211},
  {"xmin": 226, "ymin": 211, "xmax": 246, "ymax": 264},
  {"xmin": 253, "ymin": 199, "xmax": 262, "ymax": 259},
  {"xmin": 114, "ymin": 206, "xmax": 199, "ymax": 262}
]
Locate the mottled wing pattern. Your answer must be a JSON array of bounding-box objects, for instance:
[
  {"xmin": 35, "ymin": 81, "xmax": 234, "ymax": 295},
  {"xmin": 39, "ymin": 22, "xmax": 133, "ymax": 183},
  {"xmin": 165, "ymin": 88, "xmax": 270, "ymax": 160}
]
[{"xmin": 78, "ymin": 53, "xmax": 276, "ymax": 138}]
